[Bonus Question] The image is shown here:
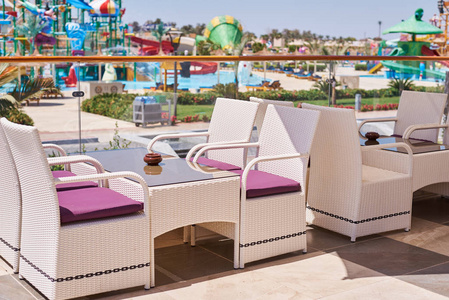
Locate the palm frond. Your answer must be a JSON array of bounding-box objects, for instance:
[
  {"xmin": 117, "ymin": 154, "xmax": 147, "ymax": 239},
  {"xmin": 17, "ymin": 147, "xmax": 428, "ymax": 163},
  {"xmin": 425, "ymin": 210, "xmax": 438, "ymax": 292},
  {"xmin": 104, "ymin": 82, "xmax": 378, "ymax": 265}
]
[{"xmin": 0, "ymin": 95, "xmax": 19, "ymax": 116}]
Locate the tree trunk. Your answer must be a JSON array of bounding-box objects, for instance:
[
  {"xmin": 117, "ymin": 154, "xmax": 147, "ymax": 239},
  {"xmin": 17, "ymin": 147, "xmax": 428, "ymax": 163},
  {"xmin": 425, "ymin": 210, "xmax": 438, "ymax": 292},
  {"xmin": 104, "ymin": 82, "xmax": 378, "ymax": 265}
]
[{"xmin": 331, "ymin": 84, "xmax": 337, "ymax": 105}]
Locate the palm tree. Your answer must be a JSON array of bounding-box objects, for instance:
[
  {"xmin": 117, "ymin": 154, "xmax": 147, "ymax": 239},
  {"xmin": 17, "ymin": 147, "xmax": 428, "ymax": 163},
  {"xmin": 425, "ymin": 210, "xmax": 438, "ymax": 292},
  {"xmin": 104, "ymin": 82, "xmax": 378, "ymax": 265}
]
[
  {"xmin": 151, "ymin": 23, "xmax": 169, "ymax": 54},
  {"xmin": 268, "ymin": 29, "xmax": 282, "ymax": 46},
  {"xmin": 304, "ymin": 38, "xmax": 324, "ymax": 73},
  {"xmin": 16, "ymin": 14, "xmax": 47, "ymax": 53}
]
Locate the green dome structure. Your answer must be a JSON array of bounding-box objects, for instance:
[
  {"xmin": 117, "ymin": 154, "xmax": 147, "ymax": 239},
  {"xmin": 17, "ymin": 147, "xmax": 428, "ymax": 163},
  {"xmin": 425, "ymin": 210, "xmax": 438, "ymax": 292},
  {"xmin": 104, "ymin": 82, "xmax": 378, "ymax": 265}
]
[{"xmin": 203, "ymin": 15, "xmax": 243, "ymax": 50}]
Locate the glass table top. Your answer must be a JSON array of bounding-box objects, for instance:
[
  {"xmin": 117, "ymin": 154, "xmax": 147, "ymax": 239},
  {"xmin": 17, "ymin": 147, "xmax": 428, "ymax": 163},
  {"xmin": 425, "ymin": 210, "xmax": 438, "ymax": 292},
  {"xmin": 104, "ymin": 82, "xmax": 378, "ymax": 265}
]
[
  {"xmin": 360, "ymin": 135, "xmax": 449, "ymax": 154},
  {"xmin": 84, "ymin": 147, "xmax": 240, "ymax": 187}
]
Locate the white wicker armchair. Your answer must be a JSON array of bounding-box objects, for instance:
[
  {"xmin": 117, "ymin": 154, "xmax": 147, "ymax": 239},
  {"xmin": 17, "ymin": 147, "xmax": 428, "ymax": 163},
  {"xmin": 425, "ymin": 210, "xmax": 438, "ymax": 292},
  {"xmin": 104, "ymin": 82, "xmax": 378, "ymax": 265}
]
[
  {"xmin": 0, "ymin": 120, "xmax": 22, "ymax": 273},
  {"xmin": 151, "ymin": 98, "xmax": 259, "ymax": 170},
  {"xmin": 358, "ymin": 90, "xmax": 447, "ymax": 142},
  {"xmin": 193, "ymin": 105, "xmax": 320, "ymax": 267},
  {"xmin": 302, "ymin": 104, "xmax": 414, "ymax": 242},
  {"xmin": 1, "ymin": 118, "xmax": 151, "ymax": 300},
  {"xmin": 0, "ymin": 118, "xmax": 111, "ymax": 275},
  {"xmin": 249, "ymin": 97, "xmax": 294, "ymax": 139}
]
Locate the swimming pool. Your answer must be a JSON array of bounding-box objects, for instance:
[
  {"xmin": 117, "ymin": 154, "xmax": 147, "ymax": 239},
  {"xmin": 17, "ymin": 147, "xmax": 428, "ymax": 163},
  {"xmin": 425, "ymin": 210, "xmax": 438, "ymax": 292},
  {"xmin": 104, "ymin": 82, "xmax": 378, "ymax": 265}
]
[
  {"xmin": 122, "ymin": 71, "xmax": 267, "ymax": 90},
  {"xmin": 62, "ymin": 71, "xmax": 267, "ymax": 91}
]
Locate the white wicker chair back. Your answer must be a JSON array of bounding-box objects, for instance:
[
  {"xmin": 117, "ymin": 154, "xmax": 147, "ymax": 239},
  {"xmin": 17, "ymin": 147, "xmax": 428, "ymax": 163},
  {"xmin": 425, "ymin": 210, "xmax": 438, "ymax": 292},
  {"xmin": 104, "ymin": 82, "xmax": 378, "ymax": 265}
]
[
  {"xmin": 395, "ymin": 91, "xmax": 447, "ymax": 142},
  {"xmin": 257, "ymin": 105, "xmax": 320, "ymax": 187},
  {"xmin": 206, "ymin": 98, "xmax": 259, "ymax": 167},
  {"xmin": 301, "ymin": 103, "xmax": 363, "ymax": 219},
  {"xmin": 249, "ymin": 97, "xmax": 294, "ymax": 138},
  {"xmin": 0, "ymin": 119, "xmax": 22, "ymax": 272},
  {"xmin": 1, "ymin": 119, "xmax": 61, "ymax": 291}
]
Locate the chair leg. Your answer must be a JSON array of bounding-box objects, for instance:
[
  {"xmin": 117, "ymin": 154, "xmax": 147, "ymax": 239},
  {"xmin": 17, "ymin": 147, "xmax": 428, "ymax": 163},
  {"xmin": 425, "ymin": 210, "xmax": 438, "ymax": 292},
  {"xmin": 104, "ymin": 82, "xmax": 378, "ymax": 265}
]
[
  {"xmin": 182, "ymin": 226, "xmax": 190, "ymax": 244},
  {"xmin": 350, "ymin": 237, "xmax": 356, "ymax": 243},
  {"xmin": 234, "ymin": 223, "xmax": 239, "ymax": 269},
  {"xmin": 190, "ymin": 224, "xmax": 196, "ymax": 247}
]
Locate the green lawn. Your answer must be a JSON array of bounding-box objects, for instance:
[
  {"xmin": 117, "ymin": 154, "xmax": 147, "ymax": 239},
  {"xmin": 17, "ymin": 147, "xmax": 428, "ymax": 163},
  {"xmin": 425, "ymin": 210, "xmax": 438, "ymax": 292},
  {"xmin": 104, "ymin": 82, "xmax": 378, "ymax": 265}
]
[{"xmin": 175, "ymin": 97, "xmax": 401, "ymax": 120}]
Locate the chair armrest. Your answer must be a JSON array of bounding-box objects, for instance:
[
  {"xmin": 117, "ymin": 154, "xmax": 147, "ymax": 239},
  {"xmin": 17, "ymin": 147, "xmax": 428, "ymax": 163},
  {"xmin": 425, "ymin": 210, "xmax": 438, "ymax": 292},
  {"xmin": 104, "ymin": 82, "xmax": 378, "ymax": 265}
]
[
  {"xmin": 185, "ymin": 139, "xmax": 251, "ymax": 162},
  {"xmin": 192, "ymin": 142, "xmax": 260, "ymax": 163},
  {"xmin": 241, "ymin": 153, "xmax": 307, "ymax": 197},
  {"xmin": 403, "ymin": 123, "xmax": 448, "ymax": 140},
  {"xmin": 43, "ymin": 143, "xmax": 67, "ymax": 156},
  {"xmin": 358, "ymin": 118, "xmax": 398, "ymax": 135},
  {"xmin": 48, "ymin": 155, "xmax": 105, "ymax": 174},
  {"xmin": 54, "ymin": 171, "xmax": 150, "ymax": 213},
  {"xmin": 361, "ymin": 142, "xmax": 413, "ymax": 175},
  {"xmin": 147, "ymin": 132, "xmax": 210, "ymax": 152}
]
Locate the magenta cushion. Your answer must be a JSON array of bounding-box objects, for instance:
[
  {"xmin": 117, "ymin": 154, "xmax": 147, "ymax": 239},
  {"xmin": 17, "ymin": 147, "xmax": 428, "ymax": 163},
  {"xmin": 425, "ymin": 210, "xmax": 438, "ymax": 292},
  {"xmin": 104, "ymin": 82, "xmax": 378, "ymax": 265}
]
[
  {"xmin": 57, "ymin": 187, "xmax": 144, "ymax": 224},
  {"xmin": 52, "ymin": 170, "xmax": 98, "ymax": 191},
  {"xmin": 231, "ymin": 170, "xmax": 301, "ymax": 198},
  {"xmin": 188, "ymin": 157, "xmax": 241, "ymax": 171}
]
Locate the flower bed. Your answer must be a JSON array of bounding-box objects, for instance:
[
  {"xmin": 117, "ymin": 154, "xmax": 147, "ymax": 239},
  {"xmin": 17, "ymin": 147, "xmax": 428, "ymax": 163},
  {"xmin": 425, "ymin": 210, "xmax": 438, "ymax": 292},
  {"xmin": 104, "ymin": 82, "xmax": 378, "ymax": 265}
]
[{"xmin": 335, "ymin": 103, "xmax": 399, "ymax": 111}]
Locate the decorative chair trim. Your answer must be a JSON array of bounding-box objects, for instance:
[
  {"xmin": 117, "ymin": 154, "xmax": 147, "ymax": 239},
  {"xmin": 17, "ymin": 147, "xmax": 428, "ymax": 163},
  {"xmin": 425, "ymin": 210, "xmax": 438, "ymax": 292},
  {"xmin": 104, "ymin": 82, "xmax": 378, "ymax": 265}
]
[
  {"xmin": 307, "ymin": 206, "xmax": 411, "ymax": 224},
  {"xmin": 20, "ymin": 254, "xmax": 150, "ymax": 283},
  {"xmin": 240, "ymin": 231, "xmax": 306, "ymax": 248},
  {"xmin": 0, "ymin": 237, "xmax": 19, "ymax": 252}
]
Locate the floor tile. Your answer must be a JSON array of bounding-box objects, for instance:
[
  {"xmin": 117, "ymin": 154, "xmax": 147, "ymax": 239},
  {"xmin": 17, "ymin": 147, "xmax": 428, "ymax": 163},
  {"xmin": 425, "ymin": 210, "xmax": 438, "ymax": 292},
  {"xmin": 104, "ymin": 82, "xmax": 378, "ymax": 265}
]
[
  {"xmin": 253, "ymin": 252, "xmax": 386, "ymax": 299},
  {"xmin": 327, "ymin": 237, "xmax": 449, "ymax": 277},
  {"xmin": 380, "ymin": 217, "xmax": 449, "ymax": 257},
  {"xmin": 320, "ymin": 277, "xmax": 449, "ymax": 300},
  {"xmin": 0, "ymin": 274, "xmax": 38, "ymax": 300},
  {"xmin": 155, "ymin": 243, "xmax": 234, "ymax": 282},
  {"xmin": 397, "ymin": 261, "xmax": 449, "ymax": 298},
  {"xmin": 412, "ymin": 195, "xmax": 449, "ymax": 224},
  {"xmin": 306, "ymin": 225, "xmax": 381, "ymax": 251}
]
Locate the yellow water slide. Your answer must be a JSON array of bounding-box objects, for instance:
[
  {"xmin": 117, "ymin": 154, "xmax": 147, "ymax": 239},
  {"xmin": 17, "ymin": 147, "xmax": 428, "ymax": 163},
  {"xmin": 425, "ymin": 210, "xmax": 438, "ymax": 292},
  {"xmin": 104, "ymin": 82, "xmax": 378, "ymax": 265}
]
[{"xmin": 368, "ymin": 63, "xmax": 383, "ymax": 74}]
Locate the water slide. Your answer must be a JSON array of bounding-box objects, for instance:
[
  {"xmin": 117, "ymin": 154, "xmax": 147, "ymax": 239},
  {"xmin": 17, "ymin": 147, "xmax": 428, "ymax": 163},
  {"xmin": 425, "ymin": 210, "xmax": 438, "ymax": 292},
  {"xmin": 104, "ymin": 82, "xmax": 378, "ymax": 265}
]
[
  {"xmin": 421, "ymin": 45, "xmax": 449, "ymax": 68},
  {"xmin": 190, "ymin": 62, "xmax": 217, "ymax": 75},
  {"xmin": 381, "ymin": 60, "xmax": 446, "ymax": 80},
  {"xmin": 130, "ymin": 36, "xmax": 174, "ymax": 54},
  {"xmin": 368, "ymin": 63, "xmax": 383, "ymax": 74}
]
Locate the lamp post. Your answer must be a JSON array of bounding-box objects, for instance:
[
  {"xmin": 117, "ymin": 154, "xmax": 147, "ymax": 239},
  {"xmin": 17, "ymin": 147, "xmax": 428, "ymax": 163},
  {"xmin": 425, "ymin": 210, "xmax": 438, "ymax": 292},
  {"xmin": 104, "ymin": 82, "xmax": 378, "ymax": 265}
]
[
  {"xmin": 438, "ymin": 0, "xmax": 449, "ymax": 55},
  {"xmin": 378, "ymin": 21, "xmax": 382, "ymax": 39},
  {"xmin": 167, "ymin": 29, "xmax": 183, "ymax": 118}
]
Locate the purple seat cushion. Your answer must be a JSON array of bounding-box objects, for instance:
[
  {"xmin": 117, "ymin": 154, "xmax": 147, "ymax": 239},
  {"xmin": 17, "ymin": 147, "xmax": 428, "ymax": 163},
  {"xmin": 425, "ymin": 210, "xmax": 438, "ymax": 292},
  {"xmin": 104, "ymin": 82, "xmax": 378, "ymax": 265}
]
[
  {"xmin": 231, "ymin": 170, "xmax": 301, "ymax": 198},
  {"xmin": 52, "ymin": 170, "xmax": 98, "ymax": 191},
  {"xmin": 57, "ymin": 187, "xmax": 144, "ymax": 224},
  {"xmin": 188, "ymin": 157, "xmax": 241, "ymax": 171}
]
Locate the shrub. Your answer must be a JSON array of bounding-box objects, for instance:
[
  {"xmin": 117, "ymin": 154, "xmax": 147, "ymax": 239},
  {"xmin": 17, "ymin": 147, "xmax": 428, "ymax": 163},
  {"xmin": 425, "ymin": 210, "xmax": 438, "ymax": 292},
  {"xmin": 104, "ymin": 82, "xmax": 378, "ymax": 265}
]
[
  {"xmin": 6, "ymin": 108, "xmax": 34, "ymax": 125},
  {"xmin": 354, "ymin": 64, "xmax": 367, "ymax": 71}
]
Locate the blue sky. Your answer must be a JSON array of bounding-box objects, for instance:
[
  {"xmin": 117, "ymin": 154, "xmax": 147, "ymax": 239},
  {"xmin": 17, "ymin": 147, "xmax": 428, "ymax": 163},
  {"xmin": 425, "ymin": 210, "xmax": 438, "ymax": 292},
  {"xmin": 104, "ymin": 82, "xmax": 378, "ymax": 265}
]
[{"xmin": 122, "ymin": 0, "xmax": 439, "ymax": 40}]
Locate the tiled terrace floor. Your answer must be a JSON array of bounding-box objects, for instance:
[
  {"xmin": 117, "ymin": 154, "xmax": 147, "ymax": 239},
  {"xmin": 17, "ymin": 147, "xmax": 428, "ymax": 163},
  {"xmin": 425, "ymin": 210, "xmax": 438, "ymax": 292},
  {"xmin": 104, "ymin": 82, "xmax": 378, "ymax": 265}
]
[{"xmin": 2, "ymin": 191, "xmax": 449, "ymax": 299}]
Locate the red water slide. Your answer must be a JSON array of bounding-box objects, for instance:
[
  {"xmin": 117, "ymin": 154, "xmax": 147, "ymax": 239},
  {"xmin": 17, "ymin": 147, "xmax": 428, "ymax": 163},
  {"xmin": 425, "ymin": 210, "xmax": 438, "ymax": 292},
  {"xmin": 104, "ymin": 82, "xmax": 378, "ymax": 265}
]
[
  {"xmin": 421, "ymin": 45, "xmax": 449, "ymax": 68},
  {"xmin": 190, "ymin": 62, "xmax": 217, "ymax": 75},
  {"xmin": 130, "ymin": 36, "xmax": 174, "ymax": 55}
]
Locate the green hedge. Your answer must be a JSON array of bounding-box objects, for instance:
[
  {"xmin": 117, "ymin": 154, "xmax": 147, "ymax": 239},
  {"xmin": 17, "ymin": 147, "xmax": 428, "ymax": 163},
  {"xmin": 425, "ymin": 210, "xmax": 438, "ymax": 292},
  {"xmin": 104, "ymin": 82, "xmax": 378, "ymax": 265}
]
[
  {"xmin": 82, "ymin": 86, "xmax": 446, "ymax": 122},
  {"xmin": 81, "ymin": 93, "xmax": 135, "ymax": 121},
  {"xmin": 354, "ymin": 64, "xmax": 367, "ymax": 71}
]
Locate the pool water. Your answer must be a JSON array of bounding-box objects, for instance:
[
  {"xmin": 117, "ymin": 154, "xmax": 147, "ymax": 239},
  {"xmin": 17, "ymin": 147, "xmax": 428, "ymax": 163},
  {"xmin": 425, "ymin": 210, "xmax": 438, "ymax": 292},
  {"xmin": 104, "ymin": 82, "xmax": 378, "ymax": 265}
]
[
  {"xmin": 62, "ymin": 71, "xmax": 267, "ymax": 91},
  {"xmin": 123, "ymin": 71, "xmax": 266, "ymax": 90}
]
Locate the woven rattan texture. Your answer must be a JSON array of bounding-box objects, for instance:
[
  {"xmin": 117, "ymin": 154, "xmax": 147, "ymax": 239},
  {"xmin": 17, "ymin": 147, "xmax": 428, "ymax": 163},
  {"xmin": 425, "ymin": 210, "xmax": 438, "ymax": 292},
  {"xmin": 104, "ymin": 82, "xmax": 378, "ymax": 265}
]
[
  {"xmin": 1, "ymin": 119, "xmax": 150, "ymax": 299},
  {"xmin": 302, "ymin": 104, "xmax": 413, "ymax": 241}
]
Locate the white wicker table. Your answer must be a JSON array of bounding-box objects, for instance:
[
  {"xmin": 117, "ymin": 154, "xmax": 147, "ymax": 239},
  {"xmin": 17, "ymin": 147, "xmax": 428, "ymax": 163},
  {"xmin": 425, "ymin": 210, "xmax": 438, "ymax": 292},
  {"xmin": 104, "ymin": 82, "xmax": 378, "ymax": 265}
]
[
  {"xmin": 71, "ymin": 148, "xmax": 241, "ymax": 288},
  {"xmin": 360, "ymin": 135, "xmax": 449, "ymax": 193}
]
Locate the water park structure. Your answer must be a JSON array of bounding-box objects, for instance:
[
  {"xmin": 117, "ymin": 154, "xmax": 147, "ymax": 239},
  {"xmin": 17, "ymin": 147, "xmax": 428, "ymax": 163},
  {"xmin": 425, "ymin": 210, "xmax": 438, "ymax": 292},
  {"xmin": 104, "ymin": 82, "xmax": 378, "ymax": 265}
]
[{"xmin": 373, "ymin": 7, "xmax": 449, "ymax": 80}]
